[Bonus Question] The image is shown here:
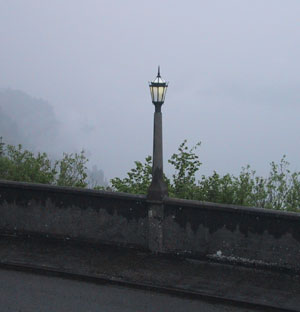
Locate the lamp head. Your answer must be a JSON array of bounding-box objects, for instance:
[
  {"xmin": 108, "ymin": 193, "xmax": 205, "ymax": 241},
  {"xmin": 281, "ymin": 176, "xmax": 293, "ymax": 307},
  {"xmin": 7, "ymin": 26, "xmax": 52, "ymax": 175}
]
[{"xmin": 149, "ymin": 66, "xmax": 168, "ymax": 105}]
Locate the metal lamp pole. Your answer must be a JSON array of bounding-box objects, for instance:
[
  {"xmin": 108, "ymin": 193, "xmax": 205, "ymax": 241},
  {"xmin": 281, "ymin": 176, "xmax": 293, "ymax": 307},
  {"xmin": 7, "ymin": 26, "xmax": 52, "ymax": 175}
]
[{"xmin": 147, "ymin": 67, "xmax": 169, "ymax": 200}]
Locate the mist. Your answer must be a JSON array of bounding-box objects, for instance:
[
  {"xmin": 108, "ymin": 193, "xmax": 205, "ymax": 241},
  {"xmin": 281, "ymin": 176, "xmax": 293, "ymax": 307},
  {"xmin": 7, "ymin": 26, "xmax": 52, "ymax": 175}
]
[{"xmin": 0, "ymin": 0, "xmax": 300, "ymax": 182}]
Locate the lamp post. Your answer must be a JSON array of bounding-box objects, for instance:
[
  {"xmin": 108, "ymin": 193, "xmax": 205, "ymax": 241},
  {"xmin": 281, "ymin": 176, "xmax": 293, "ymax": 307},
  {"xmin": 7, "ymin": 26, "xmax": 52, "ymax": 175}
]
[{"xmin": 147, "ymin": 66, "xmax": 169, "ymax": 200}]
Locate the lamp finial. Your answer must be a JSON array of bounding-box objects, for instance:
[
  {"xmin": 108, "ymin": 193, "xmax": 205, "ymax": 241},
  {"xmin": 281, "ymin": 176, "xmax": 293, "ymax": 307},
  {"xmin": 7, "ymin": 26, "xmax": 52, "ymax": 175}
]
[{"xmin": 157, "ymin": 65, "xmax": 161, "ymax": 77}]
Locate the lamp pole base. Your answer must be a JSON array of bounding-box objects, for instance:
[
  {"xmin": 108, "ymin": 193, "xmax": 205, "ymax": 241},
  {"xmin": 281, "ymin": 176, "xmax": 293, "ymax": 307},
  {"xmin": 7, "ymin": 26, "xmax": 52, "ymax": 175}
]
[{"xmin": 147, "ymin": 177, "xmax": 168, "ymax": 201}]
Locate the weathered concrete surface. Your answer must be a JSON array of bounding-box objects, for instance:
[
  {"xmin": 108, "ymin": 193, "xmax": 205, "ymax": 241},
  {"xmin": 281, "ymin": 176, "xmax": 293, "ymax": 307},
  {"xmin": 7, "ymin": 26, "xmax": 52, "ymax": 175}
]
[
  {"xmin": 0, "ymin": 236, "xmax": 299, "ymax": 311},
  {"xmin": 1, "ymin": 180, "xmax": 300, "ymax": 271},
  {"xmin": 0, "ymin": 180, "xmax": 148, "ymax": 248},
  {"xmin": 0, "ymin": 268, "xmax": 260, "ymax": 312},
  {"xmin": 163, "ymin": 198, "xmax": 300, "ymax": 271},
  {"xmin": 148, "ymin": 202, "xmax": 164, "ymax": 252}
]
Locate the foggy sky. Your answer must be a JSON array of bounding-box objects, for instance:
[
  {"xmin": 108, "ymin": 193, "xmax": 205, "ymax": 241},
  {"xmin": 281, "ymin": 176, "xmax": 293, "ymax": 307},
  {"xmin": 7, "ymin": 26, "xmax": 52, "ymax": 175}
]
[{"xmin": 1, "ymin": 0, "xmax": 300, "ymax": 180}]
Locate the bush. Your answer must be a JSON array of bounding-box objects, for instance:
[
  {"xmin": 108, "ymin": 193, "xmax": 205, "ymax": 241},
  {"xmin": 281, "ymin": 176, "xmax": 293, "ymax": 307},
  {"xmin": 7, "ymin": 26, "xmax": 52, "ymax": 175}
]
[
  {"xmin": 0, "ymin": 138, "xmax": 88, "ymax": 187},
  {"xmin": 110, "ymin": 140, "xmax": 300, "ymax": 212},
  {"xmin": 2, "ymin": 137, "xmax": 299, "ymax": 212}
]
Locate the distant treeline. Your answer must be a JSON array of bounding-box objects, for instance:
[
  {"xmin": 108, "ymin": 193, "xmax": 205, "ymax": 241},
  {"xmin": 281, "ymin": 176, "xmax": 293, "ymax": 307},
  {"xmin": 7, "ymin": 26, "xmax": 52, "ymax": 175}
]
[
  {"xmin": 0, "ymin": 89, "xmax": 59, "ymax": 153},
  {"xmin": 0, "ymin": 89, "xmax": 106, "ymax": 187}
]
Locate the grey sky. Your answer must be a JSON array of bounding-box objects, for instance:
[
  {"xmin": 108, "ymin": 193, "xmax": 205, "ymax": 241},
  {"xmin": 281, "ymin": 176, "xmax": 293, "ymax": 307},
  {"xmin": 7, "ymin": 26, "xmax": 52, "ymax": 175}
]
[{"xmin": 1, "ymin": 0, "xmax": 300, "ymax": 179}]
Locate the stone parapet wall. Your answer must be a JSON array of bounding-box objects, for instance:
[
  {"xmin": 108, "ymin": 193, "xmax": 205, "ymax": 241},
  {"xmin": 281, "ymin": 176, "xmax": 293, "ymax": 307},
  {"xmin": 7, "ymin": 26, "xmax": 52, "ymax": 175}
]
[
  {"xmin": 1, "ymin": 180, "xmax": 300, "ymax": 270},
  {"xmin": 163, "ymin": 198, "xmax": 300, "ymax": 270},
  {"xmin": 0, "ymin": 180, "xmax": 148, "ymax": 248}
]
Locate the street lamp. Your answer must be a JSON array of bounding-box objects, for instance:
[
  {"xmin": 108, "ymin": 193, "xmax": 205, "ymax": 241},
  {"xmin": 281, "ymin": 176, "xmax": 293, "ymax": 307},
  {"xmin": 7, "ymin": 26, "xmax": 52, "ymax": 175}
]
[
  {"xmin": 147, "ymin": 67, "xmax": 169, "ymax": 200},
  {"xmin": 149, "ymin": 66, "xmax": 168, "ymax": 107}
]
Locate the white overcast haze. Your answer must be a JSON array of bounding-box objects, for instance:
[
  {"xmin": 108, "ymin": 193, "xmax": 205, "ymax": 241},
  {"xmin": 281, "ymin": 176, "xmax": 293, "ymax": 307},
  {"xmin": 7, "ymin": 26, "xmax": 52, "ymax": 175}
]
[{"xmin": 0, "ymin": 0, "xmax": 300, "ymax": 180}]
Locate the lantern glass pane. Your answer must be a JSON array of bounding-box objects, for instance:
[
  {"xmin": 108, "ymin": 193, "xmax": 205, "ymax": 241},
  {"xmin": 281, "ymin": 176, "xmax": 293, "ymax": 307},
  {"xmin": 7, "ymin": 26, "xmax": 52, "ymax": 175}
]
[
  {"xmin": 150, "ymin": 86, "xmax": 154, "ymax": 101},
  {"xmin": 154, "ymin": 86, "xmax": 159, "ymax": 102},
  {"xmin": 158, "ymin": 86, "xmax": 164, "ymax": 102},
  {"xmin": 150, "ymin": 86, "xmax": 166, "ymax": 102},
  {"xmin": 151, "ymin": 86, "xmax": 158, "ymax": 102},
  {"xmin": 162, "ymin": 86, "xmax": 167, "ymax": 102},
  {"xmin": 150, "ymin": 86, "xmax": 156, "ymax": 102}
]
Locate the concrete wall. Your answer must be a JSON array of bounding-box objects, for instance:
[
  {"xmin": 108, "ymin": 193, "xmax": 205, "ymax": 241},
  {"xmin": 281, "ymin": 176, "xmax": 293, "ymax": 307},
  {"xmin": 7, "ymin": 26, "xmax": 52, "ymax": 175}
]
[
  {"xmin": 0, "ymin": 180, "xmax": 148, "ymax": 248},
  {"xmin": 1, "ymin": 180, "xmax": 300, "ymax": 271},
  {"xmin": 163, "ymin": 198, "xmax": 300, "ymax": 270}
]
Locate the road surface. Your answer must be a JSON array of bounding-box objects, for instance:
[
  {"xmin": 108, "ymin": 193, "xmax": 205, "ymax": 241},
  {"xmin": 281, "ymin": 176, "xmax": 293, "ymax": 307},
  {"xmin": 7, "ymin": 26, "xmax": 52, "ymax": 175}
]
[{"xmin": 0, "ymin": 268, "xmax": 264, "ymax": 312}]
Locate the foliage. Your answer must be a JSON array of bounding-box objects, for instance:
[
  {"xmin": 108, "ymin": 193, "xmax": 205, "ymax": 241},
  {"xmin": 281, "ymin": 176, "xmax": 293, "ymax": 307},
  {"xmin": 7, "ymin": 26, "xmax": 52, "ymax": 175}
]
[
  {"xmin": 110, "ymin": 140, "xmax": 300, "ymax": 212},
  {"xmin": 1, "ymin": 136, "xmax": 300, "ymax": 212},
  {"xmin": 56, "ymin": 151, "xmax": 88, "ymax": 187},
  {"xmin": 110, "ymin": 156, "xmax": 152, "ymax": 194},
  {"xmin": 0, "ymin": 138, "xmax": 88, "ymax": 187},
  {"xmin": 0, "ymin": 143, "xmax": 56, "ymax": 184},
  {"xmin": 168, "ymin": 140, "xmax": 201, "ymax": 199}
]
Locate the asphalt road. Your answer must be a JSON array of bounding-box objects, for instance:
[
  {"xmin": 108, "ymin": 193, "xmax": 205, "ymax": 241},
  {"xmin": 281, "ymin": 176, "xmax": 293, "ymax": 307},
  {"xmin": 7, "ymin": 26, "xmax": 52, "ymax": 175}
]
[{"xmin": 0, "ymin": 268, "xmax": 260, "ymax": 312}]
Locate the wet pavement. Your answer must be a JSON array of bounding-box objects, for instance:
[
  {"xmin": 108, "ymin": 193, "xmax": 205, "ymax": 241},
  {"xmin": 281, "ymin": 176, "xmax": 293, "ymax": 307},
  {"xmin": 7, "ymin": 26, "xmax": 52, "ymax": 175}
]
[
  {"xmin": 0, "ymin": 268, "xmax": 263, "ymax": 312},
  {"xmin": 0, "ymin": 235, "xmax": 299, "ymax": 311}
]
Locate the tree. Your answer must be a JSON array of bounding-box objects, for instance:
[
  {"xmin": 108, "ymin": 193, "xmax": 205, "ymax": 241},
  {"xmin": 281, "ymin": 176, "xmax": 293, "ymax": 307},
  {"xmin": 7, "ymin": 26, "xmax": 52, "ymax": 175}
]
[
  {"xmin": 56, "ymin": 151, "xmax": 88, "ymax": 188},
  {"xmin": 0, "ymin": 142, "xmax": 56, "ymax": 184},
  {"xmin": 168, "ymin": 140, "xmax": 201, "ymax": 199},
  {"xmin": 1, "ymin": 137, "xmax": 299, "ymax": 212},
  {"xmin": 0, "ymin": 138, "xmax": 88, "ymax": 188},
  {"xmin": 110, "ymin": 156, "xmax": 153, "ymax": 194},
  {"xmin": 110, "ymin": 140, "xmax": 300, "ymax": 212}
]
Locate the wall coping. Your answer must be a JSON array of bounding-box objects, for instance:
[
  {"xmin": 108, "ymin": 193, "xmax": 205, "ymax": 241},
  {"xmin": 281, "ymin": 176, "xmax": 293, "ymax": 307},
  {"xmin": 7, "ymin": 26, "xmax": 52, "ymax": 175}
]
[
  {"xmin": 164, "ymin": 197, "xmax": 300, "ymax": 221},
  {"xmin": 1, "ymin": 179, "xmax": 300, "ymax": 221},
  {"xmin": 0, "ymin": 180, "xmax": 147, "ymax": 202}
]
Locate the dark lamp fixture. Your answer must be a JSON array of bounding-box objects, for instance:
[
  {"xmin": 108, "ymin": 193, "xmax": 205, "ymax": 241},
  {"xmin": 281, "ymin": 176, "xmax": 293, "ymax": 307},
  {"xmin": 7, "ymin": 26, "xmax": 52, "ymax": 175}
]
[{"xmin": 149, "ymin": 66, "xmax": 168, "ymax": 104}]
